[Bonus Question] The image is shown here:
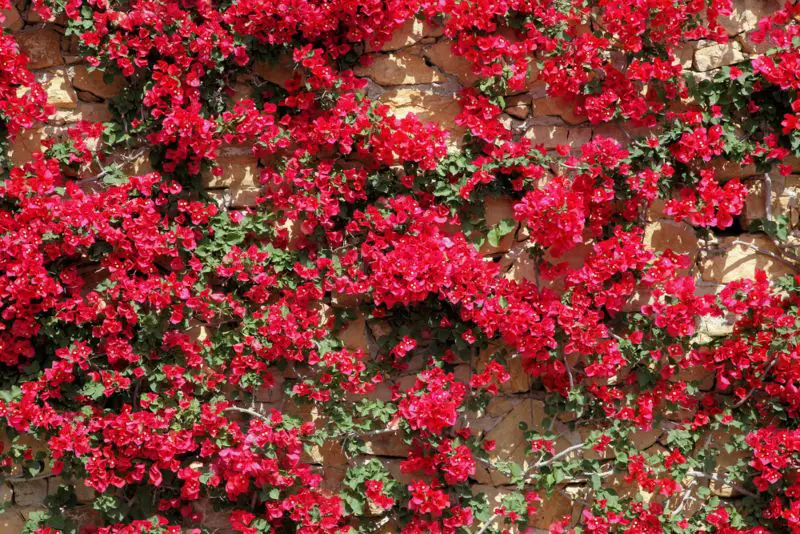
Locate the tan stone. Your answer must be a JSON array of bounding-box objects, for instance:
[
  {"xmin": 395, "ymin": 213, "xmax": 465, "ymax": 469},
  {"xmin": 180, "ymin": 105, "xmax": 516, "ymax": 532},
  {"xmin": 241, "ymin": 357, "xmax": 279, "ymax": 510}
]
[
  {"xmin": 480, "ymin": 398, "xmax": 547, "ymax": 484},
  {"xmin": 2, "ymin": 5, "xmax": 23, "ymax": 32},
  {"xmin": 505, "ymin": 103, "xmax": 529, "ymax": 119},
  {"xmin": 230, "ymin": 187, "xmax": 261, "ymax": 208},
  {"xmin": 8, "ymin": 126, "xmax": 45, "ymax": 166},
  {"xmin": 477, "ymin": 345, "xmax": 530, "ymax": 393},
  {"xmin": 361, "ymin": 429, "xmax": 410, "ymax": 457},
  {"xmin": 0, "ymin": 484, "xmax": 10, "ymax": 506},
  {"xmin": 377, "ymin": 18, "xmax": 443, "ymax": 51},
  {"xmin": 532, "ymin": 97, "xmax": 585, "ymax": 125},
  {"xmin": 40, "ymin": 68, "xmax": 78, "ymax": 109},
  {"xmin": 51, "ymin": 102, "xmax": 112, "ymax": 125},
  {"xmin": 203, "ymin": 153, "xmax": 259, "ymax": 189},
  {"xmin": 674, "ymin": 43, "xmax": 695, "ymax": 69},
  {"xmin": 718, "ymin": 0, "xmax": 781, "ymax": 36},
  {"xmin": 694, "ymin": 41, "xmax": 746, "ymax": 72},
  {"xmin": 336, "ymin": 313, "xmax": 369, "ymax": 352},
  {"xmin": 72, "ymin": 66, "xmax": 126, "ymax": 99},
  {"xmin": 701, "ymin": 234, "xmax": 796, "ymax": 284},
  {"xmin": 304, "ymin": 440, "xmax": 348, "ymax": 466},
  {"xmin": 254, "ymin": 58, "xmax": 295, "ymax": 88},
  {"xmin": 74, "ymin": 480, "xmax": 95, "ymax": 504},
  {"xmin": 706, "ymin": 157, "xmax": 757, "ymax": 179},
  {"xmin": 524, "ymin": 126, "xmax": 592, "ymax": 149},
  {"xmin": 12, "ymin": 479, "xmax": 47, "ymax": 507},
  {"xmin": 120, "ymin": 151, "xmax": 153, "ymax": 177},
  {"xmin": 481, "ymin": 196, "xmax": 517, "ymax": 254},
  {"xmin": 379, "ymin": 88, "xmax": 464, "ymax": 143},
  {"xmin": 16, "ymin": 29, "xmax": 63, "ymax": 69},
  {"xmin": 643, "ymin": 221, "xmax": 698, "ymax": 259},
  {"xmin": 354, "ymin": 50, "xmax": 444, "ymax": 86},
  {"xmin": 742, "ymin": 175, "xmax": 800, "ymax": 228},
  {"xmin": 0, "ymin": 510, "xmax": 24, "ymax": 533},
  {"xmin": 423, "ymin": 41, "xmax": 479, "ymax": 86}
]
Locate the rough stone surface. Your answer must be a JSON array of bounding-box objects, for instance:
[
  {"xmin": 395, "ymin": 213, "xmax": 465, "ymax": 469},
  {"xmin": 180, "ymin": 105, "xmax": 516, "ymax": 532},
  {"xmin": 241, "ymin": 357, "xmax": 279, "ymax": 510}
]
[
  {"xmin": 423, "ymin": 41, "xmax": 479, "ymax": 86},
  {"xmin": 532, "ymin": 97, "xmax": 585, "ymax": 125},
  {"xmin": 52, "ymin": 102, "xmax": 113, "ymax": 125},
  {"xmin": 202, "ymin": 152, "xmax": 259, "ymax": 190},
  {"xmin": 481, "ymin": 196, "xmax": 517, "ymax": 254},
  {"xmin": 72, "ymin": 66, "xmax": 126, "ymax": 99},
  {"xmin": 718, "ymin": 0, "xmax": 782, "ymax": 35},
  {"xmin": 524, "ymin": 125, "xmax": 592, "ymax": 149},
  {"xmin": 40, "ymin": 69, "xmax": 78, "ymax": 109},
  {"xmin": 0, "ymin": 510, "xmax": 24, "ymax": 533},
  {"xmin": 379, "ymin": 88, "xmax": 464, "ymax": 143},
  {"xmin": 16, "ymin": 29, "xmax": 63, "ymax": 69},
  {"xmin": 694, "ymin": 41, "xmax": 746, "ymax": 72},
  {"xmin": 479, "ymin": 399, "xmax": 546, "ymax": 484},
  {"xmin": 377, "ymin": 18, "xmax": 443, "ymax": 51},
  {"xmin": 701, "ymin": 234, "xmax": 796, "ymax": 284},
  {"xmin": 742, "ymin": 175, "xmax": 800, "ymax": 228},
  {"xmin": 2, "ymin": 6, "xmax": 23, "ymax": 32},
  {"xmin": 12, "ymin": 480, "xmax": 47, "ymax": 507},
  {"xmin": 355, "ymin": 50, "xmax": 445, "ymax": 85},
  {"xmin": 643, "ymin": 221, "xmax": 699, "ymax": 266},
  {"xmin": 8, "ymin": 127, "xmax": 45, "ymax": 167}
]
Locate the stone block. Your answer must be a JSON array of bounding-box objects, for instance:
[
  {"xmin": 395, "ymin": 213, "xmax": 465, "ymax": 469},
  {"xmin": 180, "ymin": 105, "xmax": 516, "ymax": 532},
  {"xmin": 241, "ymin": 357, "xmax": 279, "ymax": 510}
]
[
  {"xmin": 701, "ymin": 234, "xmax": 796, "ymax": 284},
  {"xmin": 72, "ymin": 66, "xmax": 126, "ymax": 99},
  {"xmin": 16, "ymin": 29, "xmax": 63, "ymax": 69},
  {"xmin": 355, "ymin": 49, "xmax": 444, "ymax": 85}
]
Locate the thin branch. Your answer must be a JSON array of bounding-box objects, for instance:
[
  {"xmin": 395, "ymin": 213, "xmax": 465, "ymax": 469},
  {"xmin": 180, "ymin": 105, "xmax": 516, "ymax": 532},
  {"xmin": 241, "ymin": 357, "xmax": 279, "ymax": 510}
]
[
  {"xmin": 475, "ymin": 513, "xmax": 500, "ymax": 534},
  {"xmin": 729, "ymin": 239, "xmax": 800, "ymax": 270}
]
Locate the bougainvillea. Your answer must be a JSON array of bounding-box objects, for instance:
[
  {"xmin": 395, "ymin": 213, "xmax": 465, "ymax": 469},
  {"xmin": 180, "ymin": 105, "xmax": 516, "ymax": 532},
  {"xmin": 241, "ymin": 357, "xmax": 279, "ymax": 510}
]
[{"xmin": 1, "ymin": 0, "xmax": 800, "ymax": 532}]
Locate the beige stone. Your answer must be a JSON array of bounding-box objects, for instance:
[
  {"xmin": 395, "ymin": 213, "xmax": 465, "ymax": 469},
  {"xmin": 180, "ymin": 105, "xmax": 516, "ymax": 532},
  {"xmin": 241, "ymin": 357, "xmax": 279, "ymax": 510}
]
[
  {"xmin": 336, "ymin": 313, "xmax": 369, "ymax": 352},
  {"xmin": 121, "ymin": 151, "xmax": 153, "ymax": 177},
  {"xmin": 742, "ymin": 175, "xmax": 800, "ymax": 228},
  {"xmin": 12, "ymin": 479, "xmax": 47, "ymax": 507},
  {"xmin": 304, "ymin": 440, "xmax": 348, "ymax": 466},
  {"xmin": 423, "ymin": 41, "xmax": 479, "ymax": 86},
  {"xmin": 16, "ymin": 29, "xmax": 63, "ymax": 69},
  {"xmin": 52, "ymin": 102, "xmax": 113, "ymax": 125},
  {"xmin": 379, "ymin": 88, "xmax": 464, "ymax": 144},
  {"xmin": 361, "ymin": 429, "xmax": 410, "ymax": 457},
  {"xmin": 0, "ymin": 510, "xmax": 24, "ymax": 533},
  {"xmin": 505, "ymin": 104, "xmax": 529, "ymax": 119},
  {"xmin": 480, "ymin": 398, "xmax": 547, "ymax": 484},
  {"xmin": 354, "ymin": 50, "xmax": 444, "ymax": 86},
  {"xmin": 694, "ymin": 41, "xmax": 746, "ymax": 72},
  {"xmin": 8, "ymin": 126, "xmax": 45, "ymax": 166},
  {"xmin": 230, "ymin": 187, "xmax": 261, "ymax": 208},
  {"xmin": 718, "ymin": 0, "xmax": 781, "ymax": 36},
  {"xmin": 701, "ymin": 234, "xmax": 796, "ymax": 284},
  {"xmin": 40, "ymin": 68, "xmax": 78, "ymax": 109},
  {"xmin": 643, "ymin": 221, "xmax": 698, "ymax": 260},
  {"xmin": 707, "ymin": 157, "xmax": 757, "ymax": 179},
  {"xmin": 377, "ymin": 18, "xmax": 443, "ymax": 51},
  {"xmin": 203, "ymin": 153, "xmax": 259, "ymax": 189},
  {"xmin": 524, "ymin": 126, "xmax": 592, "ymax": 150},
  {"xmin": 72, "ymin": 66, "xmax": 126, "ymax": 99},
  {"xmin": 2, "ymin": 6, "xmax": 23, "ymax": 32},
  {"xmin": 532, "ymin": 97, "xmax": 585, "ymax": 125},
  {"xmin": 476, "ymin": 345, "xmax": 530, "ymax": 393}
]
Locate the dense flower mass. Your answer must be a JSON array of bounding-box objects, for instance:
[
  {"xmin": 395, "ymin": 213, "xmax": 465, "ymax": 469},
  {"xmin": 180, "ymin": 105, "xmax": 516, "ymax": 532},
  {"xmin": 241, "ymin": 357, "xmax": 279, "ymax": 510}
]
[{"xmin": 0, "ymin": 0, "xmax": 799, "ymax": 532}]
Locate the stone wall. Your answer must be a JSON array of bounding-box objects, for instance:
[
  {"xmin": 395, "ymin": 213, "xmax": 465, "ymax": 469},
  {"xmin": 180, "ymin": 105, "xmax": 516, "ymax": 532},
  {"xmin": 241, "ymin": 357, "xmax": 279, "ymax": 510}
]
[{"xmin": 1, "ymin": 0, "xmax": 797, "ymax": 531}]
